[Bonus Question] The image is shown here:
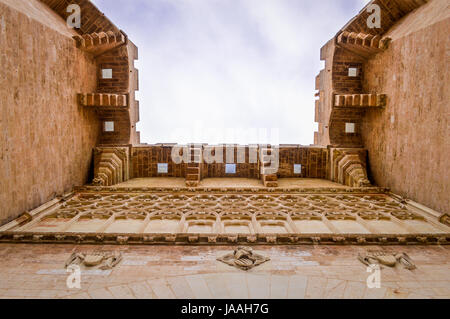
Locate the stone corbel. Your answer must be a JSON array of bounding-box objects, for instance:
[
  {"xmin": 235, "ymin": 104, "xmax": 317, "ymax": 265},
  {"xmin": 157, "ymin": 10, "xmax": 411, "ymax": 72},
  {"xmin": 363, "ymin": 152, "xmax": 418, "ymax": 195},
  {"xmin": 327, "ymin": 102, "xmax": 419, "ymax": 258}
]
[
  {"xmin": 329, "ymin": 148, "xmax": 371, "ymax": 187},
  {"xmin": 93, "ymin": 147, "xmax": 130, "ymax": 186}
]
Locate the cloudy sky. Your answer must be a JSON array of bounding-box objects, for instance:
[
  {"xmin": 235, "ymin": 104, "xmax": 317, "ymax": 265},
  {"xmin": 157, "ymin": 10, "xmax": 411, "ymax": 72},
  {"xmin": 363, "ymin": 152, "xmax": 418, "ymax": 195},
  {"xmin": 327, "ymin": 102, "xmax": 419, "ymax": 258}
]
[{"xmin": 91, "ymin": 0, "xmax": 369, "ymax": 145}]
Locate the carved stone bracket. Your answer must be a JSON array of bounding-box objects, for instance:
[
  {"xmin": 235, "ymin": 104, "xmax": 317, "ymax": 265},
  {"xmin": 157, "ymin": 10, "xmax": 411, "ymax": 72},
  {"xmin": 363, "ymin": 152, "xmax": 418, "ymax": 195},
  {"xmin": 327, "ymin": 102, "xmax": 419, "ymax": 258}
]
[
  {"xmin": 330, "ymin": 148, "xmax": 371, "ymax": 187},
  {"xmin": 73, "ymin": 31, "xmax": 126, "ymax": 56},
  {"xmin": 439, "ymin": 214, "xmax": 450, "ymax": 227},
  {"xmin": 93, "ymin": 147, "xmax": 130, "ymax": 186}
]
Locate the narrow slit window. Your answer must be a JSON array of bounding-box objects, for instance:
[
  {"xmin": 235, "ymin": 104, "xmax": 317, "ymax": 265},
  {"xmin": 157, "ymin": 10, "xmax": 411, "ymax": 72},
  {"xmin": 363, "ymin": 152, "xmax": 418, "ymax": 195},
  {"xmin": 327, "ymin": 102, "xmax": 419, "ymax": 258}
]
[
  {"xmin": 102, "ymin": 68, "xmax": 113, "ymax": 79},
  {"xmin": 225, "ymin": 164, "xmax": 236, "ymax": 174},
  {"xmin": 157, "ymin": 163, "xmax": 168, "ymax": 174},
  {"xmin": 348, "ymin": 67, "xmax": 358, "ymax": 77},
  {"xmin": 104, "ymin": 121, "xmax": 114, "ymax": 132},
  {"xmin": 294, "ymin": 164, "xmax": 302, "ymax": 174},
  {"xmin": 345, "ymin": 123, "xmax": 356, "ymax": 133}
]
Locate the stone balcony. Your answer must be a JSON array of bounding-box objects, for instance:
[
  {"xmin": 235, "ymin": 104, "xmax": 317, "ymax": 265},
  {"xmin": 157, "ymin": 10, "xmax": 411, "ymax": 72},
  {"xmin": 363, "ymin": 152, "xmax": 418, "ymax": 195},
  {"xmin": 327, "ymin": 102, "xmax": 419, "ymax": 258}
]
[
  {"xmin": 78, "ymin": 93, "xmax": 128, "ymax": 108},
  {"xmin": 73, "ymin": 31, "xmax": 126, "ymax": 56},
  {"xmin": 334, "ymin": 93, "xmax": 387, "ymax": 108}
]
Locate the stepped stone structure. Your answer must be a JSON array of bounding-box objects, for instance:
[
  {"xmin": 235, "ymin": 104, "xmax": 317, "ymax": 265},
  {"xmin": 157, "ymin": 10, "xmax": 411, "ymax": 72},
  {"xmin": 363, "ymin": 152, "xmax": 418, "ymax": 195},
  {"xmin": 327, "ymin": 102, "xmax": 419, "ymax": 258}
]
[{"xmin": 0, "ymin": 0, "xmax": 448, "ymax": 299}]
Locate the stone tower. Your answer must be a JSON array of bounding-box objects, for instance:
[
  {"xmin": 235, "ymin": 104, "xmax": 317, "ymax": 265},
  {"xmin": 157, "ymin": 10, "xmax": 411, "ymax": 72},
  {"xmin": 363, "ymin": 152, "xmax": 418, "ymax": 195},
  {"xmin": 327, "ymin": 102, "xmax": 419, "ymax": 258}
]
[{"xmin": 0, "ymin": 0, "xmax": 448, "ymax": 299}]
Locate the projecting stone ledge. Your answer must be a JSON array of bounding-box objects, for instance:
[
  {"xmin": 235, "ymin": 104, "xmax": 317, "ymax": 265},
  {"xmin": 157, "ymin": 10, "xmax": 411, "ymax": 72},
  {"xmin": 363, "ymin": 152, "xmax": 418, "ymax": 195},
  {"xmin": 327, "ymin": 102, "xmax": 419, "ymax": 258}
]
[
  {"xmin": 334, "ymin": 94, "xmax": 386, "ymax": 108},
  {"xmin": 78, "ymin": 93, "xmax": 127, "ymax": 108},
  {"xmin": 337, "ymin": 31, "xmax": 391, "ymax": 58},
  {"xmin": 73, "ymin": 31, "xmax": 126, "ymax": 56}
]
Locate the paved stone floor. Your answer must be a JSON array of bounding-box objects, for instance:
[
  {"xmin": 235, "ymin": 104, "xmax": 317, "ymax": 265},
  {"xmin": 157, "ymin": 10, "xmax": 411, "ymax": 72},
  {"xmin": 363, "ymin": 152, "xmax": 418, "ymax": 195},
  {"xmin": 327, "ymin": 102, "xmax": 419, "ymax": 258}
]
[{"xmin": 0, "ymin": 244, "xmax": 448, "ymax": 299}]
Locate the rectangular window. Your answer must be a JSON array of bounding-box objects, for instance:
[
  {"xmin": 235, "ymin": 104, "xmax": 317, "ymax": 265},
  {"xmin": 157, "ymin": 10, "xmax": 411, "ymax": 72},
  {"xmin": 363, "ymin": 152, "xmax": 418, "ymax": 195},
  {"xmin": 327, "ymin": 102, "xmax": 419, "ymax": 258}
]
[
  {"xmin": 225, "ymin": 164, "xmax": 236, "ymax": 174},
  {"xmin": 348, "ymin": 67, "xmax": 358, "ymax": 77},
  {"xmin": 104, "ymin": 121, "xmax": 114, "ymax": 132},
  {"xmin": 345, "ymin": 123, "xmax": 356, "ymax": 133},
  {"xmin": 294, "ymin": 164, "xmax": 302, "ymax": 174},
  {"xmin": 157, "ymin": 163, "xmax": 168, "ymax": 174},
  {"xmin": 102, "ymin": 68, "xmax": 113, "ymax": 79}
]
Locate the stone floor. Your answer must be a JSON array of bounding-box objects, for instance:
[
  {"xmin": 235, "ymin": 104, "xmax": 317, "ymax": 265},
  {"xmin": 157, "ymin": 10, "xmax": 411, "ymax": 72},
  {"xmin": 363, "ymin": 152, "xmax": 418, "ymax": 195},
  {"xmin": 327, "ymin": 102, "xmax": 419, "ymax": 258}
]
[{"xmin": 0, "ymin": 244, "xmax": 448, "ymax": 299}]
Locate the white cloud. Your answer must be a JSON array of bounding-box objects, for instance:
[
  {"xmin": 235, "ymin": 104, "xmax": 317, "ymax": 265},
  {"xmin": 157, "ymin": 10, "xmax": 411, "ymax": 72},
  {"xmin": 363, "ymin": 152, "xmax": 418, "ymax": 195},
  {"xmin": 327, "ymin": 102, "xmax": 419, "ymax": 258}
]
[{"xmin": 92, "ymin": 0, "xmax": 365, "ymax": 145}]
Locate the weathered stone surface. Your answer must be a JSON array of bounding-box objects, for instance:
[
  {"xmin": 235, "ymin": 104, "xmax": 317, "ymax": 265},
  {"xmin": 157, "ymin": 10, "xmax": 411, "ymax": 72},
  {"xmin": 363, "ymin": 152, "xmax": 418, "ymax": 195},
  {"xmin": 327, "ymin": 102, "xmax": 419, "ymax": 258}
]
[
  {"xmin": 0, "ymin": 244, "xmax": 448, "ymax": 299},
  {"xmin": 361, "ymin": 0, "xmax": 449, "ymax": 214},
  {"xmin": 1, "ymin": 187, "xmax": 448, "ymax": 242},
  {"xmin": 0, "ymin": 0, "xmax": 140, "ymax": 225},
  {"xmin": 314, "ymin": 0, "xmax": 448, "ymax": 213},
  {"xmin": 0, "ymin": 0, "xmax": 100, "ymax": 225},
  {"xmin": 0, "ymin": 0, "xmax": 448, "ymax": 300}
]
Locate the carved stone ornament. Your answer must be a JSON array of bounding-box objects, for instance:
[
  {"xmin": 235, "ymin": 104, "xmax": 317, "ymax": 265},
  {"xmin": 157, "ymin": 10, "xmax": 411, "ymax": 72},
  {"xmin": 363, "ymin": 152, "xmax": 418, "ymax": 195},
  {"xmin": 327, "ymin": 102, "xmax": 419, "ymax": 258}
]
[
  {"xmin": 358, "ymin": 251, "xmax": 416, "ymax": 270},
  {"xmin": 217, "ymin": 246, "xmax": 270, "ymax": 271},
  {"xmin": 439, "ymin": 214, "xmax": 450, "ymax": 227},
  {"xmin": 65, "ymin": 251, "xmax": 122, "ymax": 270},
  {"xmin": 92, "ymin": 177, "xmax": 105, "ymax": 186}
]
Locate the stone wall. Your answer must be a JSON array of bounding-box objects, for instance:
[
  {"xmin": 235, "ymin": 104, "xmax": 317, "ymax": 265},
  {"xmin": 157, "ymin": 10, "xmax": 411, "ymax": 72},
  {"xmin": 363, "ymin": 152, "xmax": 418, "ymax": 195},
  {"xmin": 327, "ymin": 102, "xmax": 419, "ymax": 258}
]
[
  {"xmin": 0, "ymin": 244, "xmax": 448, "ymax": 299},
  {"xmin": 0, "ymin": 0, "xmax": 101, "ymax": 224},
  {"xmin": 361, "ymin": 0, "xmax": 449, "ymax": 213},
  {"xmin": 130, "ymin": 145, "xmax": 330, "ymax": 179},
  {"xmin": 278, "ymin": 146, "xmax": 328, "ymax": 178},
  {"xmin": 132, "ymin": 146, "xmax": 187, "ymax": 178},
  {"xmin": 314, "ymin": 0, "xmax": 448, "ymax": 214}
]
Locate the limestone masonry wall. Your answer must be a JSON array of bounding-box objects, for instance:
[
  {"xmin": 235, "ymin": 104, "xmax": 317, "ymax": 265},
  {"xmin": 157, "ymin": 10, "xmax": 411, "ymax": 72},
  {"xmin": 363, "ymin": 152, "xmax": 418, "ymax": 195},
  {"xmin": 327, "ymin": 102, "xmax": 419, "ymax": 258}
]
[
  {"xmin": 314, "ymin": 0, "xmax": 448, "ymax": 214},
  {"xmin": 362, "ymin": 0, "xmax": 450, "ymax": 214},
  {"xmin": 0, "ymin": 0, "xmax": 101, "ymax": 224},
  {"xmin": 130, "ymin": 145, "xmax": 329, "ymax": 180}
]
